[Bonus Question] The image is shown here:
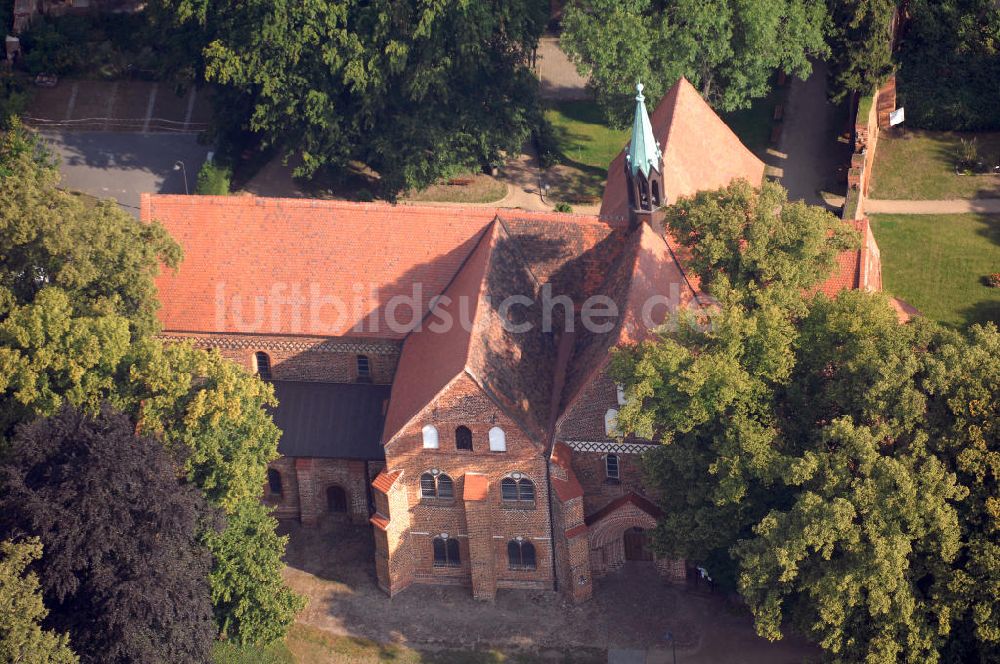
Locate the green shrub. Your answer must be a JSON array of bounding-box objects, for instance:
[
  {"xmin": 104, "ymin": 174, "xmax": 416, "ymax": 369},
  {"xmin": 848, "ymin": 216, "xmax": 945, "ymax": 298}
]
[
  {"xmin": 0, "ymin": 73, "xmax": 31, "ymax": 124},
  {"xmin": 554, "ymin": 202, "xmax": 573, "ymax": 213},
  {"xmin": 196, "ymin": 161, "xmax": 232, "ymax": 195},
  {"xmin": 897, "ymin": 0, "xmax": 1000, "ymax": 131},
  {"xmin": 532, "ymin": 116, "xmax": 561, "ymax": 169}
]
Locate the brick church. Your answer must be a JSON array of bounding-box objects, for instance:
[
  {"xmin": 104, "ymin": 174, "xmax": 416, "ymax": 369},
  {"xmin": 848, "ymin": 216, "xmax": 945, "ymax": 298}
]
[{"xmin": 146, "ymin": 78, "xmax": 883, "ymax": 603}]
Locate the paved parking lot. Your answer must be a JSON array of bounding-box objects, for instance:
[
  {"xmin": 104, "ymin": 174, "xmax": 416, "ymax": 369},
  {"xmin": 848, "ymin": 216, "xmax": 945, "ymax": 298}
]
[
  {"xmin": 40, "ymin": 130, "xmax": 210, "ymax": 215},
  {"xmin": 25, "ymin": 79, "xmax": 212, "ymax": 132}
]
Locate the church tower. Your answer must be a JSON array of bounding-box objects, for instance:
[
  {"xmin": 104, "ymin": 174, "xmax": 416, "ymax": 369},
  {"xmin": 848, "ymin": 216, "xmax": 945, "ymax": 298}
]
[{"xmin": 623, "ymin": 82, "xmax": 664, "ymax": 230}]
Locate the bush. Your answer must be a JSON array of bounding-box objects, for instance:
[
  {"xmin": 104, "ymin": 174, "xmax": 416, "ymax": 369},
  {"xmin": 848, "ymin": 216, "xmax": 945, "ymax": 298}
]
[
  {"xmin": 532, "ymin": 116, "xmax": 561, "ymax": 169},
  {"xmin": 554, "ymin": 202, "xmax": 573, "ymax": 213},
  {"xmin": 0, "ymin": 73, "xmax": 31, "ymax": 124},
  {"xmin": 18, "ymin": 13, "xmax": 163, "ymax": 79},
  {"xmin": 196, "ymin": 161, "xmax": 232, "ymax": 195},
  {"xmin": 897, "ymin": 0, "xmax": 1000, "ymax": 131}
]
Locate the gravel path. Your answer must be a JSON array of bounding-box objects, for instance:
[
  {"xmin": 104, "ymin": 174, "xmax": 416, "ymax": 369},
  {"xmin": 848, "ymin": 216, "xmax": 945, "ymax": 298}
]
[{"xmin": 864, "ymin": 198, "xmax": 1000, "ymax": 214}]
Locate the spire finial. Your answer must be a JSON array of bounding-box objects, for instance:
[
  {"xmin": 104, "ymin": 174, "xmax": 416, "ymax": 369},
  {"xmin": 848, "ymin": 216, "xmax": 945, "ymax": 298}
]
[{"xmin": 627, "ymin": 80, "xmax": 661, "ymax": 178}]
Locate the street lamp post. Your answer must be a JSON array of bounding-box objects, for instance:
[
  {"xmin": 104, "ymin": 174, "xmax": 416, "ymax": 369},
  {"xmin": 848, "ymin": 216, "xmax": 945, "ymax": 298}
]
[
  {"xmin": 664, "ymin": 631, "xmax": 677, "ymax": 664},
  {"xmin": 173, "ymin": 161, "xmax": 189, "ymax": 195}
]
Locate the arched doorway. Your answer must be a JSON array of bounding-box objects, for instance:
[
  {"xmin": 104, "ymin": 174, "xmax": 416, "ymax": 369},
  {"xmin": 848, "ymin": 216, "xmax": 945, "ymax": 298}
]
[
  {"xmin": 326, "ymin": 485, "xmax": 347, "ymax": 513},
  {"xmin": 623, "ymin": 527, "xmax": 653, "ymax": 562}
]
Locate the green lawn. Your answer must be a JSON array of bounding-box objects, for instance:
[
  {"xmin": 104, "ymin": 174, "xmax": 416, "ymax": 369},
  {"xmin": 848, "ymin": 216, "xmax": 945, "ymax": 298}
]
[
  {"xmin": 870, "ymin": 130, "xmax": 1000, "ymax": 199},
  {"xmin": 870, "ymin": 214, "xmax": 1000, "ymax": 327},
  {"xmin": 544, "ymin": 100, "xmax": 629, "ymax": 172},
  {"xmin": 215, "ymin": 624, "xmax": 606, "ymax": 664},
  {"xmin": 542, "ymin": 89, "xmax": 781, "ymax": 205}
]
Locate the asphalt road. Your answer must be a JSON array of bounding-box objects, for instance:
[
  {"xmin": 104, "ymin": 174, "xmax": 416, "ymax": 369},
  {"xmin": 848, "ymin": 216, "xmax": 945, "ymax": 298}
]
[{"xmin": 39, "ymin": 131, "xmax": 211, "ymax": 217}]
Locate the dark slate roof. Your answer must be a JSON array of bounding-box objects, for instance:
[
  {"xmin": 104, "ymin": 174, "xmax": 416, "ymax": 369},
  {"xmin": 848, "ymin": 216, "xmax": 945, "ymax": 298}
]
[{"xmin": 270, "ymin": 381, "xmax": 390, "ymax": 460}]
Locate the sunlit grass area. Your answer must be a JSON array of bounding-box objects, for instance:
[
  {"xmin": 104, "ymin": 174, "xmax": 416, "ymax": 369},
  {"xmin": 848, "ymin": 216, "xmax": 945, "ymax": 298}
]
[{"xmin": 871, "ymin": 214, "xmax": 1000, "ymax": 327}]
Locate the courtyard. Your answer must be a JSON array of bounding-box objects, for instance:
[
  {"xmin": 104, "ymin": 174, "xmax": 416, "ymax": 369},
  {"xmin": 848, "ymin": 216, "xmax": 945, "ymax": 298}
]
[{"xmin": 272, "ymin": 520, "xmax": 818, "ymax": 663}]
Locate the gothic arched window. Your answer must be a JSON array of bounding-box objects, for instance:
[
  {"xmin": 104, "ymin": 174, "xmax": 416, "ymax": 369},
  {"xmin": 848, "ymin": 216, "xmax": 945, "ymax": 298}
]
[
  {"xmin": 508, "ymin": 539, "xmax": 537, "ymax": 570},
  {"xmin": 432, "ymin": 535, "xmax": 461, "ymax": 567}
]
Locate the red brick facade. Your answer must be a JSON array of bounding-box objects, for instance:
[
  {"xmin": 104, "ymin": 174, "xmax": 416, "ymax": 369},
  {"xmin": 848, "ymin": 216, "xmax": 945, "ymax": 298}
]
[
  {"xmin": 373, "ymin": 374, "xmax": 554, "ymax": 599},
  {"xmin": 150, "ymin": 77, "xmax": 882, "ymax": 606}
]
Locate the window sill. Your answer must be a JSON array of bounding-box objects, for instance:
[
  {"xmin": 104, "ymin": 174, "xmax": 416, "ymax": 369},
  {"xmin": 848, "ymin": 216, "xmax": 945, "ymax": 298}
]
[
  {"xmin": 604, "ymin": 478, "xmax": 621, "ymax": 485},
  {"xmin": 500, "ymin": 501, "xmax": 536, "ymax": 510},
  {"xmin": 432, "ymin": 563, "xmax": 462, "ymax": 569},
  {"xmin": 420, "ymin": 498, "xmax": 456, "ymax": 506},
  {"xmin": 508, "ymin": 566, "xmax": 537, "ymax": 572}
]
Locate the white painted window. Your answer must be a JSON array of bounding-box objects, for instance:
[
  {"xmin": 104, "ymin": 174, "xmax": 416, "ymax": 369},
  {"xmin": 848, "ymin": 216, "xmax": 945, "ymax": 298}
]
[
  {"xmin": 422, "ymin": 424, "xmax": 439, "ymax": 449},
  {"xmin": 488, "ymin": 426, "xmax": 507, "ymax": 452},
  {"xmin": 616, "ymin": 384, "xmax": 627, "ymax": 406},
  {"xmin": 604, "ymin": 409, "xmax": 620, "ymax": 437}
]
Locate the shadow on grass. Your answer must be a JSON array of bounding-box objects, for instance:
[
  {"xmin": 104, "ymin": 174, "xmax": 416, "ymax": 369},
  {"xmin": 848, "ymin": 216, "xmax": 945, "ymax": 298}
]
[
  {"xmin": 974, "ymin": 214, "xmax": 1000, "ymax": 247},
  {"xmin": 960, "ymin": 298, "xmax": 1000, "ymax": 327}
]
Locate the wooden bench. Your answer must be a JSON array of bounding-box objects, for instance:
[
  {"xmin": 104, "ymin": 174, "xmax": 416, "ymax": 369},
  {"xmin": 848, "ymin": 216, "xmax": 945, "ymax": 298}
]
[{"xmin": 446, "ymin": 177, "xmax": 474, "ymax": 186}]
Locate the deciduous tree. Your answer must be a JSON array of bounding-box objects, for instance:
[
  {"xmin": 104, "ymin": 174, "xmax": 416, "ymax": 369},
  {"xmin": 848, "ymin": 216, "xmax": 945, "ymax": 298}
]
[
  {"xmin": 825, "ymin": 0, "xmax": 897, "ymax": 102},
  {"xmin": 0, "ymin": 405, "xmax": 216, "ymax": 664},
  {"xmin": 151, "ymin": 0, "xmax": 547, "ymax": 195},
  {"xmin": 0, "ymin": 538, "xmax": 77, "ymax": 664},
  {"xmin": 611, "ymin": 183, "xmax": 1000, "ymax": 661},
  {"xmin": 561, "ymin": 0, "xmax": 829, "ymax": 125}
]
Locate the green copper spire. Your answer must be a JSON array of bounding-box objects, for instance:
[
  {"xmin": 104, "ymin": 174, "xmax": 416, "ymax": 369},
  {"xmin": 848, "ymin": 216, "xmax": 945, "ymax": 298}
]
[{"xmin": 626, "ymin": 82, "xmax": 661, "ymax": 179}]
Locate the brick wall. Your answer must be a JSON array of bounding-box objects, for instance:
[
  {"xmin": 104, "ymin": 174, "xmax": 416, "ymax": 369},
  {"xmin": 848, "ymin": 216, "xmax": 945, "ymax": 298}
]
[
  {"xmin": 845, "ymin": 76, "xmax": 897, "ymax": 220},
  {"xmin": 160, "ymin": 332, "xmax": 400, "ymax": 384},
  {"xmin": 265, "ymin": 457, "xmax": 371, "ymax": 525},
  {"xmin": 557, "ymin": 369, "xmax": 617, "ymax": 442},
  {"xmin": 571, "ymin": 451, "xmax": 649, "ymax": 516},
  {"xmin": 264, "ymin": 456, "xmax": 300, "ymax": 519},
  {"xmin": 379, "ymin": 374, "xmax": 554, "ymax": 599}
]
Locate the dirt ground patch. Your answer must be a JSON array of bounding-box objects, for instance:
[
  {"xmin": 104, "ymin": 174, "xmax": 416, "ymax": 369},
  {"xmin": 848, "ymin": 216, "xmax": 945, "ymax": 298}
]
[{"xmin": 280, "ymin": 521, "xmax": 818, "ymax": 662}]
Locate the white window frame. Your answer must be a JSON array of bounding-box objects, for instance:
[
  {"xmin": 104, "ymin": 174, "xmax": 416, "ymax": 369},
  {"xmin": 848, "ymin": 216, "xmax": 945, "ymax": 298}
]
[
  {"xmin": 422, "ymin": 424, "xmax": 439, "ymax": 449},
  {"xmin": 604, "ymin": 409, "xmax": 620, "ymax": 437},
  {"xmin": 488, "ymin": 426, "xmax": 507, "ymax": 452}
]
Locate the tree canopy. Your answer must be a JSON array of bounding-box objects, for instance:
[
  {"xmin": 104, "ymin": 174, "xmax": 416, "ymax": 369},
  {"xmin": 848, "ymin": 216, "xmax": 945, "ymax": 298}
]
[
  {"xmin": 560, "ymin": 0, "xmax": 829, "ymax": 126},
  {"xmin": 825, "ymin": 0, "xmax": 897, "ymax": 102},
  {"xmin": 0, "ymin": 538, "xmax": 77, "ymax": 664},
  {"xmin": 0, "ymin": 121, "xmax": 301, "ymax": 648},
  {"xmin": 150, "ymin": 0, "xmax": 547, "ymax": 195},
  {"xmin": 611, "ymin": 182, "xmax": 1000, "ymax": 662},
  {"xmin": 0, "ymin": 405, "xmax": 216, "ymax": 664},
  {"xmin": 0, "ymin": 119, "xmax": 181, "ymax": 338}
]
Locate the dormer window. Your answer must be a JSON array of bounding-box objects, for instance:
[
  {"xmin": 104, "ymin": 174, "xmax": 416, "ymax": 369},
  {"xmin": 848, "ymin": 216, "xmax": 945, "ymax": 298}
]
[
  {"xmin": 254, "ymin": 352, "xmax": 272, "ymax": 381},
  {"xmin": 356, "ymin": 355, "xmax": 371, "ymax": 381},
  {"xmin": 422, "ymin": 425, "xmax": 439, "ymax": 449}
]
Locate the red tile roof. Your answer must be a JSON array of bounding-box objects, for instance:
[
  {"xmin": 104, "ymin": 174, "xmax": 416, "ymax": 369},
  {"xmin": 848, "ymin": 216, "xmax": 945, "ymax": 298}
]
[
  {"xmin": 144, "ymin": 195, "xmax": 616, "ymax": 338},
  {"xmin": 380, "ymin": 223, "xmax": 496, "ymax": 443},
  {"xmin": 817, "ymin": 219, "xmax": 882, "ymax": 297},
  {"xmin": 565, "ymin": 523, "xmax": 589, "ymax": 539},
  {"xmin": 550, "ymin": 442, "xmax": 584, "ymax": 501},
  {"xmin": 463, "ymin": 473, "xmax": 489, "ymax": 501},
  {"xmin": 584, "ymin": 492, "xmax": 662, "ymax": 526},
  {"xmin": 600, "ymin": 77, "xmax": 766, "ymax": 220},
  {"xmin": 372, "ymin": 469, "xmax": 402, "ymax": 494},
  {"xmin": 369, "ymin": 513, "xmax": 390, "ymax": 530}
]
